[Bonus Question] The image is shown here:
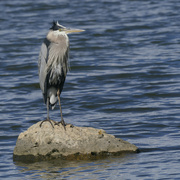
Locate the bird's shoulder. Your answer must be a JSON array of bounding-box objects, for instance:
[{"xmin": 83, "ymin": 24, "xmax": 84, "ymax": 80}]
[{"xmin": 43, "ymin": 38, "xmax": 51, "ymax": 48}]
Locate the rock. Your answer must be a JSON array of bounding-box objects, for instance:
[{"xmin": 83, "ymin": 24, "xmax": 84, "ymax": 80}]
[{"xmin": 13, "ymin": 121, "xmax": 139, "ymax": 162}]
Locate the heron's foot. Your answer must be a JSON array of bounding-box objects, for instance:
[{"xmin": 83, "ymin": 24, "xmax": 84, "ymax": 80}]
[
  {"xmin": 54, "ymin": 118, "xmax": 66, "ymax": 130},
  {"xmin": 54, "ymin": 119, "xmax": 74, "ymax": 130},
  {"xmin": 40, "ymin": 118, "xmax": 56, "ymax": 128}
]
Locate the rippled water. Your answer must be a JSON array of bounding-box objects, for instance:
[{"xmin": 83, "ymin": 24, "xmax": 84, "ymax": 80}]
[{"xmin": 1, "ymin": 0, "xmax": 180, "ymax": 179}]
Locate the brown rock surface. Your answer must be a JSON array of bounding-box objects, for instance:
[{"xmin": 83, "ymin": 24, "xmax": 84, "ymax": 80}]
[{"xmin": 13, "ymin": 121, "xmax": 139, "ymax": 162}]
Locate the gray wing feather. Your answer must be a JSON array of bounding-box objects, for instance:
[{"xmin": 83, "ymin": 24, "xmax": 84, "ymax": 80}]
[{"xmin": 38, "ymin": 42, "xmax": 48, "ymax": 94}]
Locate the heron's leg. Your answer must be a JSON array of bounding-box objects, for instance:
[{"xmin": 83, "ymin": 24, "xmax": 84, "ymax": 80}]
[
  {"xmin": 46, "ymin": 97, "xmax": 50, "ymax": 119},
  {"xmin": 40, "ymin": 98, "xmax": 54, "ymax": 128},
  {"xmin": 57, "ymin": 89, "xmax": 66, "ymax": 130}
]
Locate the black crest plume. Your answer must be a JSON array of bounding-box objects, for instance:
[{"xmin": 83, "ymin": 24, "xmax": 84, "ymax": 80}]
[{"xmin": 50, "ymin": 21, "xmax": 59, "ymax": 31}]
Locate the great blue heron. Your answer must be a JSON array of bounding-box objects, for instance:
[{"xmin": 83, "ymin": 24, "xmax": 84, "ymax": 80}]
[{"xmin": 38, "ymin": 21, "xmax": 84, "ymax": 129}]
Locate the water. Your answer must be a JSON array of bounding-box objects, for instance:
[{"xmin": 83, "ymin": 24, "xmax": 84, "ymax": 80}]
[{"xmin": 0, "ymin": 0, "xmax": 180, "ymax": 179}]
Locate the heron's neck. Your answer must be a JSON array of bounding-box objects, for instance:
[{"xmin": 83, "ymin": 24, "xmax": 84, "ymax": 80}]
[{"xmin": 47, "ymin": 30, "xmax": 69, "ymax": 45}]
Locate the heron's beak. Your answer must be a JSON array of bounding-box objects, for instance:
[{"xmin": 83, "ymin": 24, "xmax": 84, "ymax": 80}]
[{"xmin": 64, "ymin": 29, "xmax": 85, "ymax": 34}]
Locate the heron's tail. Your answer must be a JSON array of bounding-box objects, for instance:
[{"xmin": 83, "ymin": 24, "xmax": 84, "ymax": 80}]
[
  {"xmin": 50, "ymin": 94, "xmax": 57, "ymax": 110},
  {"xmin": 47, "ymin": 87, "xmax": 58, "ymax": 110}
]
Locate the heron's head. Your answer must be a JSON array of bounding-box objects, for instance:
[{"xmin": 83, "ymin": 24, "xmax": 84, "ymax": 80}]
[{"xmin": 50, "ymin": 21, "xmax": 84, "ymax": 35}]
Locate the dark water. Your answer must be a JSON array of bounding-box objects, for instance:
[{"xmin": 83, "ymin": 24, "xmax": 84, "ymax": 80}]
[{"xmin": 1, "ymin": 0, "xmax": 180, "ymax": 179}]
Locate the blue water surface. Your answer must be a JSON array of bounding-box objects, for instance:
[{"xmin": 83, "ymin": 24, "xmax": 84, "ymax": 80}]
[{"xmin": 0, "ymin": 0, "xmax": 180, "ymax": 179}]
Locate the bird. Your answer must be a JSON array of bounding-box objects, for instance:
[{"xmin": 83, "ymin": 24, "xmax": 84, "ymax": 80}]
[{"xmin": 38, "ymin": 21, "xmax": 84, "ymax": 129}]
